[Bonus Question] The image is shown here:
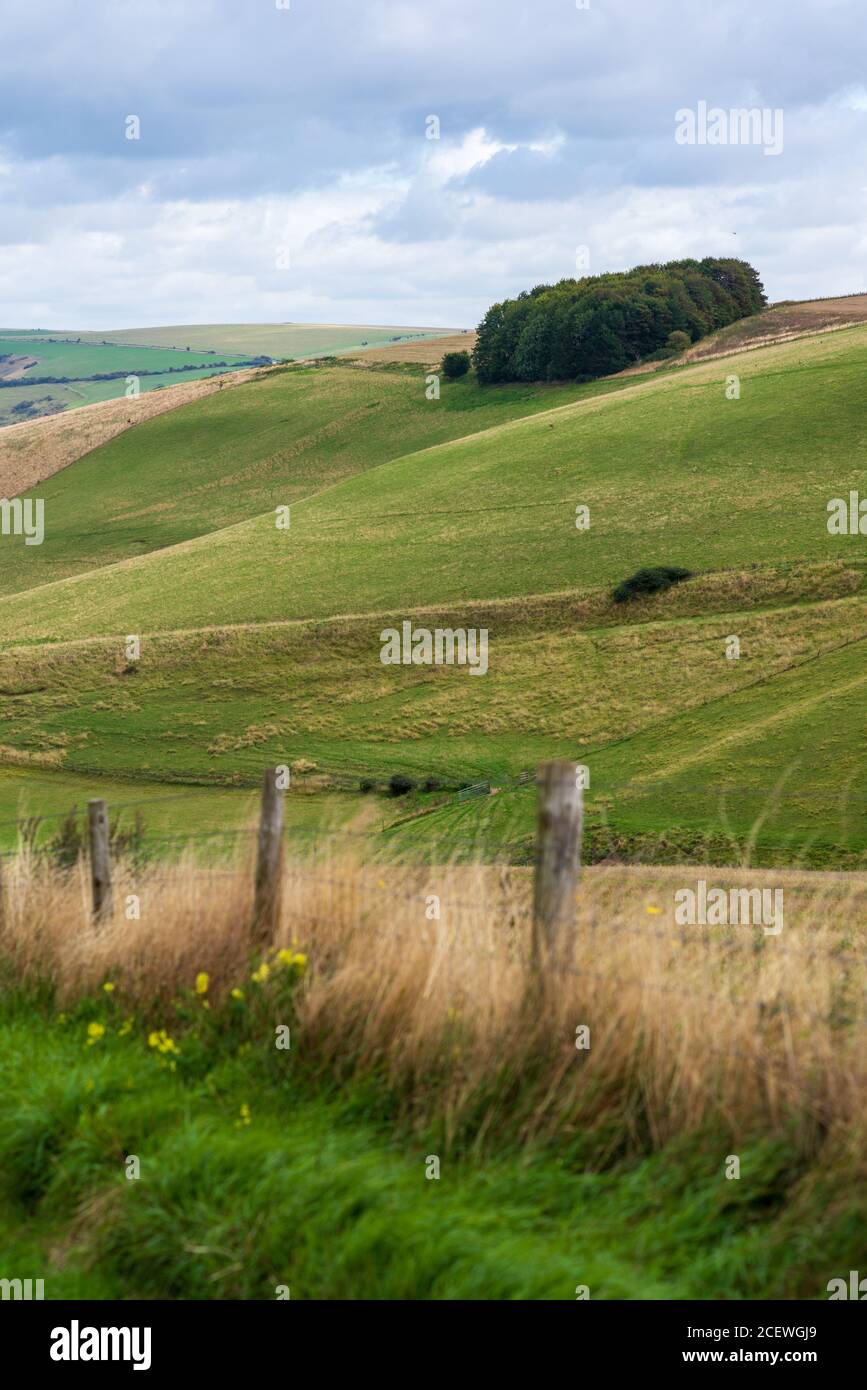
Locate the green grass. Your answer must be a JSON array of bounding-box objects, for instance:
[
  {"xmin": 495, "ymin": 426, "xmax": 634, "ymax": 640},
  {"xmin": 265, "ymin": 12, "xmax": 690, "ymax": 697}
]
[
  {"xmin": 0, "ymin": 986, "xmax": 859, "ymax": 1299},
  {"xmin": 0, "ymin": 335, "xmax": 254, "ymax": 427},
  {"xmin": 0, "ymin": 765, "xmax": 365, "ymax": 855},
  {"xmin": 0, "ymin": 365, "xmax": 650, "ymax": 595},
  {"xmin": 70, "ymin": 321, "xmax": 456, "ymax": 358},
  {"xmin": 4, "ymin": 326, "xmax": 865, "ymax": 637},
  {"xmin": 0, "ymin": 568, "xmax": 864, "ymax": 863},
  {"xmin": 3, "ymin": 322, "xmax": 867, "ymax": 865},
  {"xmin": 0, "ymin": 335, "xmax": 252, "ymax": 379}
]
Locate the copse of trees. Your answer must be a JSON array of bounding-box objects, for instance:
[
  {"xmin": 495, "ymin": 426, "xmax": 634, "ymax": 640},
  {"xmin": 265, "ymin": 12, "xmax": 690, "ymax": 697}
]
[{"xmin": 472, "ymin": 257, "xmax": 766, "ymax": 384}]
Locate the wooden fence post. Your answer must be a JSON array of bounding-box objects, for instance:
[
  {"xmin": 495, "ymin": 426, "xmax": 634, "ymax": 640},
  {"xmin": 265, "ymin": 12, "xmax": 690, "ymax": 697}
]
[
  {"xmin": 88, "ymin": 798, "xmax": 113, "ymax": 921},
  {"xmin": 253, "ymin": 767, "xmax": 285, "ymax": 937},
  {"xmin": 532, "ymin": 760, "xmax": 583, "ymax": 972}
]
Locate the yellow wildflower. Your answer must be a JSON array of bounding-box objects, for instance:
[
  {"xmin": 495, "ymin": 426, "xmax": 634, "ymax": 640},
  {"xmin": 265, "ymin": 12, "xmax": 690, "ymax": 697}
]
[
  {"xmin": 276, "ymin": 948, "xmax": 307, "ymax": 975},
  {"xmin": 86, "ymin": 1021, "xmax": 106, "ymax": 1045},
  {"xmin": 251, "ymin": 962, "xmax": 270, "ymax": 984},
  {"xmin": 230, "ymin": 988, "xmax": 244, "ymax": 1001},
  {"xmin": 102, "ymin": 982, "xmax": 115, "ymax": 994},
  {"xmin": 195, "ymin": 972, "xmax": 209, "ymax": 995}
]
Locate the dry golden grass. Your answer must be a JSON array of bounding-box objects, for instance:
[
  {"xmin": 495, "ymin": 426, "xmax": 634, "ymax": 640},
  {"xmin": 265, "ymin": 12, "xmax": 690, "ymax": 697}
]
[
  {"xmin": 344, "ymin": 332, "xmax": 476, "ymax": 367},
  {"xmin": 2, "ymin": 848, "xmax": 866, "ymax": 1153}
]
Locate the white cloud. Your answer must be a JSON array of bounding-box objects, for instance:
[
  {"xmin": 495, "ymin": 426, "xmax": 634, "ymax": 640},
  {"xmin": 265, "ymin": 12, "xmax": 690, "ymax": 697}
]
[{"xmin": 1, "ymin": 0, "xmax": 867, "ymax": 326}]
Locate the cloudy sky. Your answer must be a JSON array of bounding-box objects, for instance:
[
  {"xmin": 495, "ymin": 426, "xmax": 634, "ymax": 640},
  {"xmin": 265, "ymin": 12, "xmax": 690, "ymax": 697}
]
[{"xmin": 1, "ymin": 0, "xmax": 865, "ymax": 330}]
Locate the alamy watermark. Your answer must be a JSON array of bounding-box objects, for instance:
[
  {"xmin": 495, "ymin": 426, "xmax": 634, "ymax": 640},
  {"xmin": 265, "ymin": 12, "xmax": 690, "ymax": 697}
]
[
  {"xmin": 675, "ymin": 101, "xmax": 784, "ymax": 156},
  {"xmin": 827, "ymin": 490, "xmax": 867, "ymax": 534},
  {"xmin": 0, "ymin": 497, "xmax": 44, "ymax": 545},
  {"xmin": 380, "ymin": 621, "xmax": 488, "ymax": 676},
  {"xmin": 0, "ymin": 1276, "xmax": 44, "ymax": 1299},
  {"xmin": 674, "ymin": 880, "xmax": 783, "ymax": 935}
]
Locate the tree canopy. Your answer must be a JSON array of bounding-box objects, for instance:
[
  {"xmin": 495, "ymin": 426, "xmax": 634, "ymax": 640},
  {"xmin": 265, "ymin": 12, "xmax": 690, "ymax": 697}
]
[{"xmin": 472, "ymin": 258, "xmax": 766, "ymax": 384}]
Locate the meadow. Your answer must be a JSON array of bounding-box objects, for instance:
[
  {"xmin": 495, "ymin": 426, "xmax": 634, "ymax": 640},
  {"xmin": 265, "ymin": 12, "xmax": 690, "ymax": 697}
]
[
  {"xmin": 0, "ymin": 363, "xmax": 643, "ymax": 593},
  {"xmin": 4, "ymin": 326, "xmax": 865, "ymax": 633},
  {"xmin": 72, "ymin": 322, "xmax": 454, "ymax": 358},
  {"xmin": 2, "ymin": 302, "xmax": 866, "ymax": 1301},
  {"xmin": 1, "ymin": 849, "xmax": 864, "ymax": 1299},
  {"xmin": 0, "ymin": 334, "xmax": 256, "ymax": 428},
  {"xmin": 1, "ymin": 320, "xmax": 866, "ymax": 866}
]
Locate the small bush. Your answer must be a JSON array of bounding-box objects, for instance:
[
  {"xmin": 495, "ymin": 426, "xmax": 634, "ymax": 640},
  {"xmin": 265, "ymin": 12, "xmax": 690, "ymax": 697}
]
[
  {"xmin": 441, "ymin": 351, "xmax": 471, "ymax": 380},
  {"xmin": 666, "ymin": 330, "xmax": 691, "ymax": 352},
  {"xmin": 611, "ymin": 566, "xmax": 693, "ymax": 604},
  {"xmin": 422, "ymin": 777, "xmax": 442, "ymax": 793},
  {"xmin": 359, "ymin": 778, "xmax": 376, "ymax": 794},
  {"xmin": 388, "ymin": 774, "xmax": 416, "ymax": 797}
]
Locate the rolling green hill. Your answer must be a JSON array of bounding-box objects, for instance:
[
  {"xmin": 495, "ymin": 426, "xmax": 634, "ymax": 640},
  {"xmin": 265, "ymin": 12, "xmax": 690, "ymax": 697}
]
[
  {"xmin": 3, "ymin": 325, "xmax": 866, "ymax": 639},
  {"xmin": 0, "ymin": 366, "xmax": 646, "ymax": 595},
  {"xmin": 1, "ymin": 320, "xmax": 866, "ymax": 866}
]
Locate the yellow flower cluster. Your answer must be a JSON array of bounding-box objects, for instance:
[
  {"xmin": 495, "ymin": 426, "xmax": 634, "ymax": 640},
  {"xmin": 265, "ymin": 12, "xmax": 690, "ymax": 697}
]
[
  {"xmin": 237, "ymin": 1102, "xmax": 252, "ymax": 1127},
  {"xmin": 148, "ymin": 1029, "xmax": 179, "ymax": 1055},
  {"xmin": 276, "ymin": 948, "xmax": 308, "ymax": 975},
  {"xmin": 250, "ymin": 962, "xmax": 270, "ymax": 984},
  {"xmin": 86, "ymin": 1021, "xmax": 106, "ymax": 1046},
  {"xmin": 195, "ymin": 972, "xmax": 209, "ymax": 995}
]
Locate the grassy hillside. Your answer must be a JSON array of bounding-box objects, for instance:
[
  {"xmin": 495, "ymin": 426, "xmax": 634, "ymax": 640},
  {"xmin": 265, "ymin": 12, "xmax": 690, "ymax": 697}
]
[
  {"xmin": 0, "ymin": 365, "xmax": 646, "ymax": 594},
  {"xmin": 0, "ymin": 565, "xmax": 864, "ymax": 864},
  {"xmin": 2, "ymin": 319, "xmax": 865, "ymax": 867},
  {"xmin": 3, "ymin": 325, "xmax": 865, "ymax": 639}
]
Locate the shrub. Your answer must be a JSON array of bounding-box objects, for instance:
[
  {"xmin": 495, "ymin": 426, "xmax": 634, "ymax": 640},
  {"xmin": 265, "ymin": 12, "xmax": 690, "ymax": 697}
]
[
  {"xmin": 359, "ymin": 778, "xmax": 376, "ymax": 794},
  {"xmin": 667, "ymin": 330, "xmax": 691, "ymax": 352},
  {"xmin": 441, "ymin": 351, "xmax": 471, "ymax": 380},
  {"xmin": 388, "ymin": 774, "xmax": 416, "ymax": 797},
  {"xmin": 611, "ymin": 566, "xmax": 693, "ymax": 604},
  {"xmin": 422, "ymin": 777, "xmax": 442, "ymax": 793}
]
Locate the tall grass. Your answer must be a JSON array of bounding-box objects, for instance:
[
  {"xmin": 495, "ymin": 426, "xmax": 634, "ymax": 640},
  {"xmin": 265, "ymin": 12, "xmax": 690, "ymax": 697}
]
[{"xmin": 2, "ymin": 848, "xmax": 865, "ymax": 1165}]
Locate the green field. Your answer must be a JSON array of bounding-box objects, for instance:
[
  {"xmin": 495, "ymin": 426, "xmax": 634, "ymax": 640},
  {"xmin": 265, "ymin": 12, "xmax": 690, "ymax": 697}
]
[
  {"xmin": 71, "ymin": 322, "xmax": 456, "ymax": 357},
  {"xmin": 0, "ymin": 334, "xmax": 256, "ymax": 428},
  {"xmin": 0, "ymin": 984, "xmax": 854, "ymax": 1300},
  {"xmin": 1, "ymin": 321, "xmax": 866, "ymax": 865},
  {"xmin": 0, "ymin": 323, "xmax": 454, "ymax": 429}
]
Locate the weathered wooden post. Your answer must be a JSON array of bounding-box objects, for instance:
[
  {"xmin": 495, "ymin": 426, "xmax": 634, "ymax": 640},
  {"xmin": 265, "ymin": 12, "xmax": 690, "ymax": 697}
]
[
  {"xmin": 88, "ymin": 798, "xmax": 113, "ymax": 921},
  {"xmin": 253, "ymin": 767, "xmax": 285, "ymax": 937},
  {"xmin": 532, "ymin": 760, "xmax": 583, "ymax": 972}
]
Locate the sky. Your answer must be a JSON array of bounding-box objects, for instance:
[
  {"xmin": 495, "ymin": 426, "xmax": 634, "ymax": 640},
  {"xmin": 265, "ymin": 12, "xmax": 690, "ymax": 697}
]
[{"xmin": 1, "ymin": 0, "xmax": 866, "ymax": 330}]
